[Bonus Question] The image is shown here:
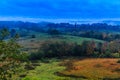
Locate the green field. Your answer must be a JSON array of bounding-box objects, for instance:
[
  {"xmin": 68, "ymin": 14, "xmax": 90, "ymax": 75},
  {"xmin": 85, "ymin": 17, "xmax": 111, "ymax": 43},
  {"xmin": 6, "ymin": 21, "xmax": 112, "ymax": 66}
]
[
  {"xmin": 2, "ymin": 30, "xmax": 119, "ymax": 80},
  {"xmin": 21, "ymin": 58, "xmax": 120, "ymax": 80},
  {"xmin": 17, "ymin": 31, "xmax": 119, "ymax": 80},
  {"xmin": 18, "ymin": 31, "xmax": 104, "ymax": 52},
  {"xmin": 22, "ymin": 60, "xmax": 67, "ymax": 80}
]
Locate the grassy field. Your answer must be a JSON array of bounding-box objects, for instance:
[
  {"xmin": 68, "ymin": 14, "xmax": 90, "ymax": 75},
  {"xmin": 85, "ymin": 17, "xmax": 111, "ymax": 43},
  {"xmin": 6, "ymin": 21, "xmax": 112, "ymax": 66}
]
[
  {"xmin": 59, "ymin": 58, "xmax": 120, "ymax": 80},
  {"xmin": 22, "ymin": 59, "xmax": 79, "ymax": 80},
  {"xmin": 22, "ymin": 61, "xmax": 66, "ymax": 80},
  {"xmin": 18, "ymin": 31, "xmax": 104, "ymax": 52},
  {"xmin": 21, "ymin": 58, "xmax": 120, "ymax": 80},
  {"xmin": 17, "ymin": 31, "xmax": 119, "ymax": 80}
]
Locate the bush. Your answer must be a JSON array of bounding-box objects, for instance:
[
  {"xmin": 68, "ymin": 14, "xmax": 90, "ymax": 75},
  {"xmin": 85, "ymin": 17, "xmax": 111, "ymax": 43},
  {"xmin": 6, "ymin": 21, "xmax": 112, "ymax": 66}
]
[
  {"xmin": 100, "ymin": 53, "xmax": 112, "ymax": 58},
  {"xmin": 31, "ymin": 50, "xmax": 48, "ymax": 60},
  {"xmin": 117, "ymin": 60, "xmax": 120, "ymax": 63},
  {"xmin": 111, "ymin": 53, "xmax": 120, "ymax": 58},
  {"xmin": 16, "ymin": 52, "xmax": 29, "ymax": 62},
  {"xmin": 92, "ymin": 52, "xmax": 100, "ymax": 58},
  {"xmin": 31, "ymin": 35, "xmax": 36, "ymax": 38},
  {"xmin": 24, "ymin": 64, "xmax": 35, "ymax": 70},
  {"xmin": 48, "ymin": 29, "xmax": 60, "ymax": 36}
]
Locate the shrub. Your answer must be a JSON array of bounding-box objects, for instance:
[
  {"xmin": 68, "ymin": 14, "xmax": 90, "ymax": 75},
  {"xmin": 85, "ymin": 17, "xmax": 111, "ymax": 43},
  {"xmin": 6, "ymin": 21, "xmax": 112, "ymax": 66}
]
[
  {"xmin": 117, "ymin": 60, "xmax": 120, "ymax": 63},
  {"xmin": 48, "ymin": 29, "xmax": 60, "ymax": 36},
  {"xmin": 31, "ymin": 35, "xmax": 36, "ymax": 38},
  {"xmin": 111, "ymin": 53, "xmax": 120, "ymax": 58},
  {"xmin": 24, "ymin": 64, "xmax": 35, "ymax": 70},
  {"xmin": 16, "ymin": 52, "xmax": 29, "ymax": 62},
  {"xmin": 29, "ymin": 51, "xmax": 45, "ymax": 60},
  {"xmin": 92, "ymin": 52, "xmax": 100, "ymax": 58}
]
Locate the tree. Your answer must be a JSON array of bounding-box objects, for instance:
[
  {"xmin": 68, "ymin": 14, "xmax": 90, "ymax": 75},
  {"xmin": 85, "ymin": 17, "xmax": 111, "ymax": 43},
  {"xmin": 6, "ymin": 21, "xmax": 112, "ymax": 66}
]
[
  {"xmin": 31, "ymin": 34, "xmax": 36, "ymax": 38},
  {"xmin": 0, "ymin": 28, "xmax": 26, "ymax": 80},
  {"xmin": 10, "ymin": 29, "xmax": 16, "ymax": 37},
  {"xmin": 81, "ymin": 41, "xmax": 95, "ymax": 56},
  {"xmin": 48, "ymin": 29, "xmax": 60, "ymax": 37},
  {"xmin": 0, "ymin": 28, "xmax": 9, "ymax": 41}
]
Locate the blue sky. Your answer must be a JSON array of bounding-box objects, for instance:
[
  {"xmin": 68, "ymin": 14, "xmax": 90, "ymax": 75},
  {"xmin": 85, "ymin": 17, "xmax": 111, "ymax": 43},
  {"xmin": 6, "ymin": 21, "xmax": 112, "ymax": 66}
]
[{"xmin": 0, "ymin": 0, "xmax": 120, "ymax": 22}]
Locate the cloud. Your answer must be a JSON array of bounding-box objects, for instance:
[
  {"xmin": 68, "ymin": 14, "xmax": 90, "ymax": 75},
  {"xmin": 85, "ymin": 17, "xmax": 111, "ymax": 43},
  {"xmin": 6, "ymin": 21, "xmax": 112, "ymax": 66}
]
[{"xmin": 0, "ymin": 0, "xmax": 120, "ymax": 20}]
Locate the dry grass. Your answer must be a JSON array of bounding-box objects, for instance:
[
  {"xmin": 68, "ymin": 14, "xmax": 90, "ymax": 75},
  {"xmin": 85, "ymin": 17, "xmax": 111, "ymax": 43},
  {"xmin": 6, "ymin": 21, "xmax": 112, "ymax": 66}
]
[{"xmin": 59, "ymin": 58, "xmax": 120, "ymax": 80}]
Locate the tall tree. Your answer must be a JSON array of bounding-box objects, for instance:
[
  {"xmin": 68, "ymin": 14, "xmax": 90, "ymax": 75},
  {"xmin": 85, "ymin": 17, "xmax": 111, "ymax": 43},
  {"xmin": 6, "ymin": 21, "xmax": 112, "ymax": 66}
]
[{"xmin": 0, "ymin": 28, "xmax": 25, "ymax": 80}]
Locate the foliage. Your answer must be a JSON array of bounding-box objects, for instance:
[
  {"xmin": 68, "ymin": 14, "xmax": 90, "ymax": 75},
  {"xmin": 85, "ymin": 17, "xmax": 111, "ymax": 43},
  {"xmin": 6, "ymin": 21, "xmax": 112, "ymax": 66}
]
[
  {"xmin": 31, "ymin": 35, "xmax": 36, "ymax": 38},
  {"xmin": 0, "ymin": 28, "xmax": 9, "ymax": 41},
  {"xmin": 30, "ymin": 41, "xmax": 97, "ymax": 60},
  {"xmin": 75, "ymin": 31, "xmax": 120, "ymax": 41},
  {"xmin": 47, "ymin": 29, "xmax": 60, "ymax": 36},
  {"xmin": 117, "ymin": 60, "xmax": 120, "ymax": 63},
  {"xmin": 111, "ymin": 53, "xmax": 120, "ymax": 58},
  {"xmin": 0, "ymin": 28, "xmax": 27, "ymax": 80},
  {"xmin": 29, "ymin": 41, "xmax": 78, "ymax": 59},
  {"xmin": 30, "ymin": 40, "xmax": 120, "ymax": 60}
]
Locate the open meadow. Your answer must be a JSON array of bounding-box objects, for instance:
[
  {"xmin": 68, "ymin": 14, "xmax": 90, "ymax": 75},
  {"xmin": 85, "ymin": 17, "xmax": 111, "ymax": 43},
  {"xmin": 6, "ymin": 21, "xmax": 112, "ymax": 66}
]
[
  {"xmin": 21, "ymin": 58, "xmax": 120, "ymax": 80},
  {"xmin": 18, "ymin": 31, "xmax": 104, "ymax": 53}
]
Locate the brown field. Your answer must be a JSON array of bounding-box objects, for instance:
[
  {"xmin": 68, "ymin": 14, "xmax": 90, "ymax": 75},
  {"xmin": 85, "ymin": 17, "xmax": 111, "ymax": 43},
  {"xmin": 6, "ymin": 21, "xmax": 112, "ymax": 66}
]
[{"xmin": 58, "ymin": 58, "xmax": 120, "ymax": 80}]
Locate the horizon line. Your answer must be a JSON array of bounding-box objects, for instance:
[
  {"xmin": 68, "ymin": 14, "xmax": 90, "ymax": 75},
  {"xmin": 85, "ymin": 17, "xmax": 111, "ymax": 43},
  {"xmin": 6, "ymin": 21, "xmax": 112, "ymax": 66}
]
[{"xmin": 0, "ymin": 17, "xmax": 120, "ymax": 23}]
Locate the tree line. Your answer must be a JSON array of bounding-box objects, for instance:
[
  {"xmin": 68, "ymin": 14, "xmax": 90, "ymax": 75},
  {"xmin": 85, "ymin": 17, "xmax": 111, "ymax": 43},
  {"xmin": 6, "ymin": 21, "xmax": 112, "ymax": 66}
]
[
  {"xmin": 30, "ymin": 40, "xmax": 120, "ymax": 60},
  {"xmin": 71, "ymin": 31, "xmax": 120, "ymax": 41}
]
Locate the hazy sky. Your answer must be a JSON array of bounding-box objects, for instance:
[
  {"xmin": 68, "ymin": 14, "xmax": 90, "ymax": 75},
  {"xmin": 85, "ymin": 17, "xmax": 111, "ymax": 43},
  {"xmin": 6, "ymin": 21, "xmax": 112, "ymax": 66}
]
[{"xmin": 0, "ymin": 0, "xmax": 120, "ymax": 22}]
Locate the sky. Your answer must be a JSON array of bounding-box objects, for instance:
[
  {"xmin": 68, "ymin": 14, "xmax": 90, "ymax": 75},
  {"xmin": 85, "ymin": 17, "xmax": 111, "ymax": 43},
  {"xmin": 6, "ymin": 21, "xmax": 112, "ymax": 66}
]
[{"xmin": 0, "ymin": 0, "xmax": 120, "ymax": 22}]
